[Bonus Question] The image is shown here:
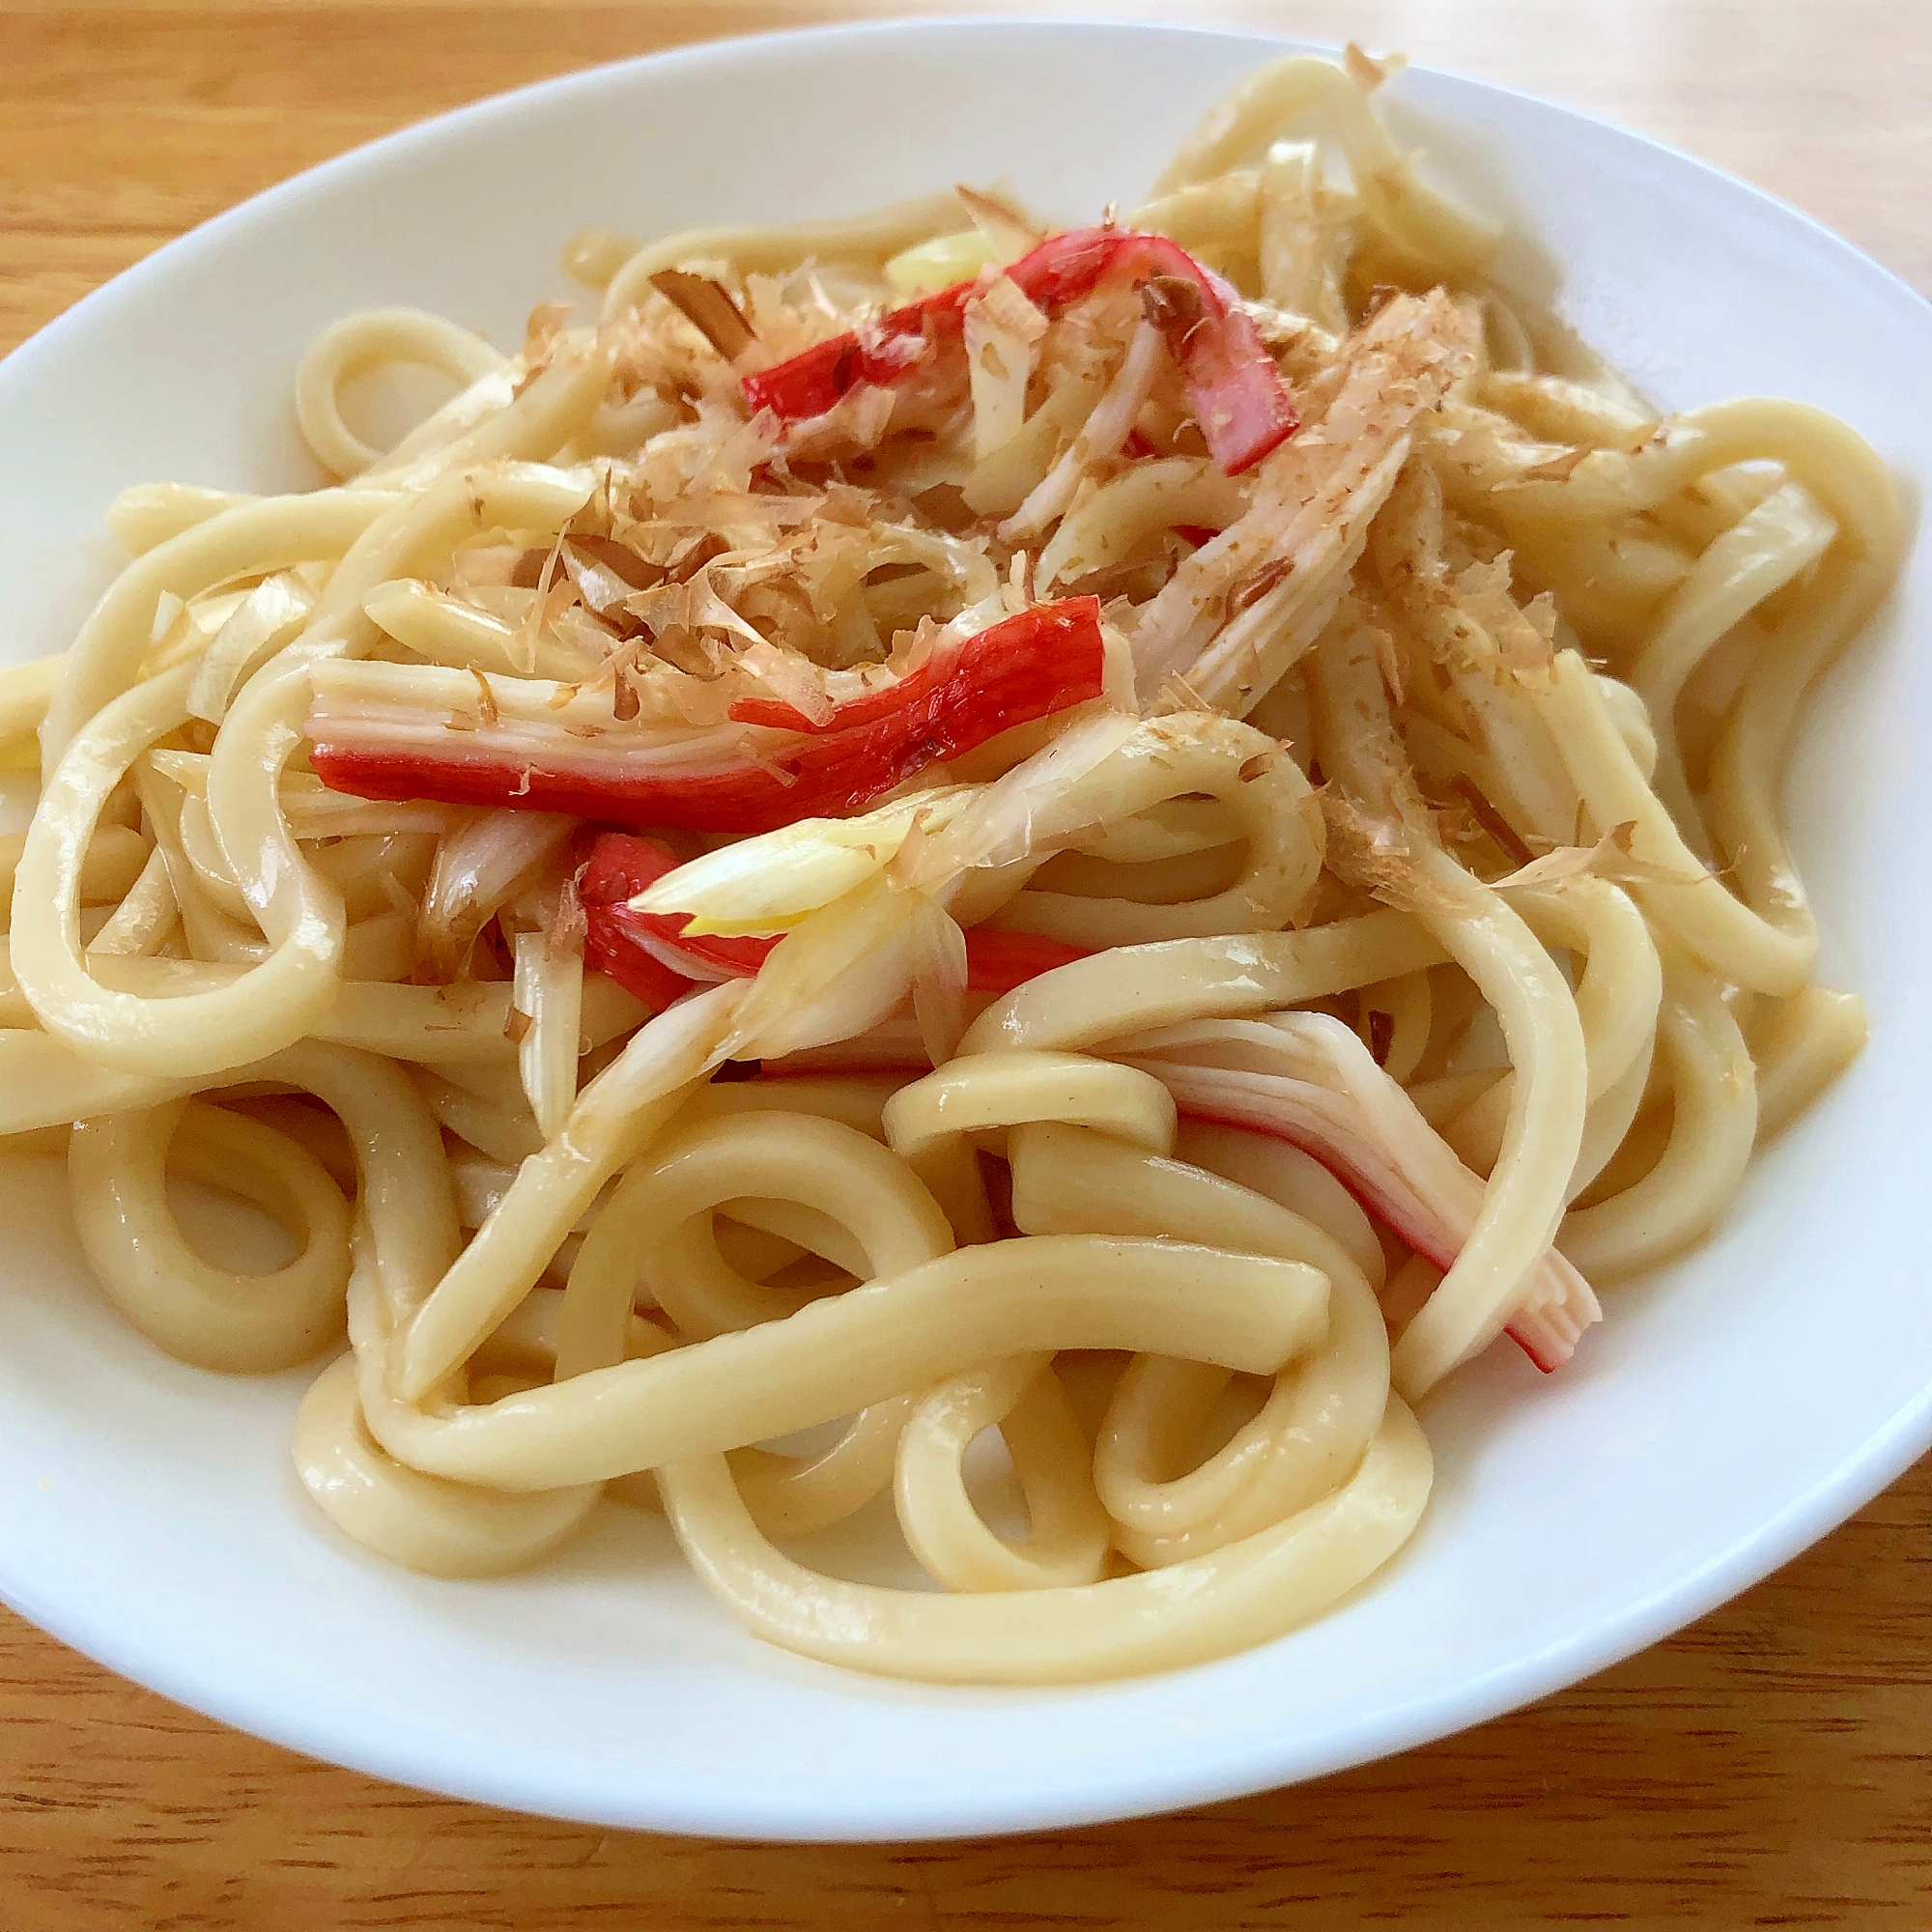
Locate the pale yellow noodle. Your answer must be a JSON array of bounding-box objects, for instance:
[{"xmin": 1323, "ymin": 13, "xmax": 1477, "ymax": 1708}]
[{"xmin": 294, "ymin": 308, "xmax": 505, "ymax": 479}]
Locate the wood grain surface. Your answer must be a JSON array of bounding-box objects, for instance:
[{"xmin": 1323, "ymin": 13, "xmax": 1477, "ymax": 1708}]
[{"xmin": 3, "ymin": 3, "xmax": 1929, "ymax": 1925}]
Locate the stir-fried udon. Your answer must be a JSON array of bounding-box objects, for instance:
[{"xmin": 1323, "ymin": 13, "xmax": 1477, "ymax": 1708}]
[{"xmin": 3, "ymin": 49, "xmax": 1900, "ymax": 1683}]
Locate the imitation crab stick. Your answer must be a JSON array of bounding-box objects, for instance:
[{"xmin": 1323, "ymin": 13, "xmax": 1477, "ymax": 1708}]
[
  {"xmin": 741, "ymin": 227, "xmax": 1299, "ymax": 476},
  {"xmin": 306, "ymin": 597, "xmax": 1109, "ymax": 836},
  {"xmin": 1120, "ymin": 1022, "xmax": 1601, "ymax": 1376}
]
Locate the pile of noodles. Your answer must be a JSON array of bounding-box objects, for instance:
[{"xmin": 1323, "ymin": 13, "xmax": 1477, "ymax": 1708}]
[{"xmin": 0, "ymin": 48, "xmax": 1898, "ymax": 1682}]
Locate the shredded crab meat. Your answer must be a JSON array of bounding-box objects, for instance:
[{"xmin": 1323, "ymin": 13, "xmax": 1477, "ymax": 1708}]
[
  {"xmin": 1129, "ymin": 289, "xmax": 1479, "ymax": 709},
  {"xmin": 963, "ymin": 274, "xmax": 1049, "ymax": 463}
]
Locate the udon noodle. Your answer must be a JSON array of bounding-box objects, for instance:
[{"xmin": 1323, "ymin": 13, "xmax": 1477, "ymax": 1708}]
[{"xmin": 3, "ymin": 49, "xmax": 1899, "ymax": 1682}]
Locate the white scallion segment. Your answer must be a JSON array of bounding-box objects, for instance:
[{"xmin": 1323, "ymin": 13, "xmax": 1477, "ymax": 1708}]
[
  {"xmin": 513, "ymin": 927, "xmax": 585, "ymax": 1143},
  {"xmin": 186, "ymin": 573, "xmax": 319, "ymax": 724},
  {"xmin": 882, "ymin": 229, "xmax": 997, "ymax": 294},
  {"xmin": 633, "ymin": 791, "xmax": 969, "ymax": 937}
]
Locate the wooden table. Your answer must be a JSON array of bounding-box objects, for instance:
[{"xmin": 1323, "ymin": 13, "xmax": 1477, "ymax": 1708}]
[{"xmin": 4, "ymin": 3, "xmax": 1929, "ymax": 1924}]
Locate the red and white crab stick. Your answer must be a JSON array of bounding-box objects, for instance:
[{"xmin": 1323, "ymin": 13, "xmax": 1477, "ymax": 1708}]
[
  {"xmin": 742, "ymin": 227, "xmax": 1300, "ymax": 476},
  {"xmin": 307, "ymin": 597, "xmax": 1110, "ymax": 836}
]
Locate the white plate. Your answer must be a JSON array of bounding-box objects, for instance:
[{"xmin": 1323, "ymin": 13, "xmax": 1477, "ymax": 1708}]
[{"xmin": 2, "ymin": 18, "xmax": 1928, "ymax": 1842}]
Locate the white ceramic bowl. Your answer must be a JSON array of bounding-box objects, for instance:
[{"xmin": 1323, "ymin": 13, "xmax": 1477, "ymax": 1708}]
[{"xmin": 2, "ymin": 19, "xmax": 1928, "ymax": 1842}]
